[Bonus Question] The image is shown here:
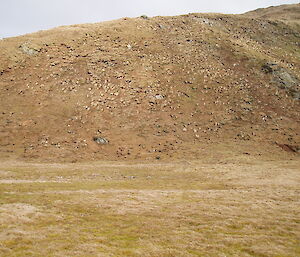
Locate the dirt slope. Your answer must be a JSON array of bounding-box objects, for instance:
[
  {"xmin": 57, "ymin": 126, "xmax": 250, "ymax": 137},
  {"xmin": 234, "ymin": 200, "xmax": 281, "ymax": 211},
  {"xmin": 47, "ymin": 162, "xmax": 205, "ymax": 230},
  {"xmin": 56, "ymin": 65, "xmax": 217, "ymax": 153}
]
[{"xmin": 0, "ymin": 4, "xmax": 299, "ymax": 162}]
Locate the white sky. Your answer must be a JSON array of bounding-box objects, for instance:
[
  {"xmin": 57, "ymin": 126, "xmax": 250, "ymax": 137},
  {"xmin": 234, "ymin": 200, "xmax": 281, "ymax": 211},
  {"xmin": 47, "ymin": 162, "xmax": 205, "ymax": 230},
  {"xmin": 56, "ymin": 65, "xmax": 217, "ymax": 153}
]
[{"xmin": 0, "ymin": 0, "xmax": 299, "ymax": 38}]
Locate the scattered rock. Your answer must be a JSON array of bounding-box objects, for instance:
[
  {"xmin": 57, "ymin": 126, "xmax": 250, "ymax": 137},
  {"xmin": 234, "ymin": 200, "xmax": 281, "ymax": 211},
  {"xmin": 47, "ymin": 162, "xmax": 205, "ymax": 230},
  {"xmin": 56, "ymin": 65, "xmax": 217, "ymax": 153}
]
[
  {"xmin": 262, "ymin": 62, "xmax": 278, "ymax": 73},
  {"xmin": 276, "ymin": 143, "xmax": 300, "ymax": 153},
  {"xmin": 93, "ymin": 137, "xmax": 109, "ymax": 145},
  {"xmin": 236, "ymin": 132, "xmax": 251, "ymax": 140},
  {"xmin": 1, "ymin": 8, "xmax": 300, "ymax": 162},
  {"xmin": 155, "ymin": 94, "xmax": 164, "ymax": 100},
  {"xmin": 19, "ymin": 42, "xmax": 41, "ymax": 56},
  {"xmin": 197, "ymin": 18, "xmax": 214, "ymax": 26},
  {"xmin": 140, "ymin": 15, "xmax": 149, "ymax": 19},
  {"xmin": 262, "ymin": 62, "xmax": 299, "ymax": 99},
  {"xmin": 241, "ymin": 103, "xmax": 253, "ymax": 111}
]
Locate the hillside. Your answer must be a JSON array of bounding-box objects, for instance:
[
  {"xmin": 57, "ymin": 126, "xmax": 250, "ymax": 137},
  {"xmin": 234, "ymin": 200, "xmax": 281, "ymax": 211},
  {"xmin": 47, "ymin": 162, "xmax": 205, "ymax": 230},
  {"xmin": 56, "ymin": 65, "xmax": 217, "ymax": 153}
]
[
  {"xmin": 242, "ymin": 3, "xmax": 300, "ymax": 24},
  {"xmin": 0, "ymin": 4, "xmax": 299, "ymax": 162}
]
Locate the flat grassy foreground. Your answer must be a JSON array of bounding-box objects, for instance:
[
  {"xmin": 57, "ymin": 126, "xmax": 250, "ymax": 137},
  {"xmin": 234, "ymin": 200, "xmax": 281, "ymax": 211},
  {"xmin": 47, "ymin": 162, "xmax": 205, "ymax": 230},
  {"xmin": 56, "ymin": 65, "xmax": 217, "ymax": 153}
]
[{"xmin": 0, "ymin": 158, "xmax": 299, "ymax": 257}]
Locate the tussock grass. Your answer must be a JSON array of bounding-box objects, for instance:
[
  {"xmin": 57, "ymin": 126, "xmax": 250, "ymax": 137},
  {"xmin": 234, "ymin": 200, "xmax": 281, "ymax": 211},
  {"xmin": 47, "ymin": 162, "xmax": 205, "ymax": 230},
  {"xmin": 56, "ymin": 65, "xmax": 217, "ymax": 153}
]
[{"xmin": 0, "ymin": 160, "xmax": 299, "ymax": 256}]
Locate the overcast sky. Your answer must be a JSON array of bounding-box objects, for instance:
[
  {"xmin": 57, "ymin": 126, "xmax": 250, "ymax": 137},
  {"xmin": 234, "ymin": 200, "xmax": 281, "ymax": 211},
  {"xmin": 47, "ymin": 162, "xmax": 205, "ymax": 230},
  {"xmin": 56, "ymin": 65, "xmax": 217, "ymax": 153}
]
[{"xmin": 0, "ymin": 0, "xmax": 299, "ymax": 38}]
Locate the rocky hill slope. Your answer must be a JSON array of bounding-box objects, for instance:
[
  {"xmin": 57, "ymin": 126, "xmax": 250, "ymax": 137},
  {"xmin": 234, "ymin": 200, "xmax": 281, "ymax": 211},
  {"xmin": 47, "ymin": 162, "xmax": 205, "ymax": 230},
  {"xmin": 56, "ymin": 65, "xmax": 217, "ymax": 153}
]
[{"xmin": 0, "ymin": 4, "xmax": 299, "ymax": 162}]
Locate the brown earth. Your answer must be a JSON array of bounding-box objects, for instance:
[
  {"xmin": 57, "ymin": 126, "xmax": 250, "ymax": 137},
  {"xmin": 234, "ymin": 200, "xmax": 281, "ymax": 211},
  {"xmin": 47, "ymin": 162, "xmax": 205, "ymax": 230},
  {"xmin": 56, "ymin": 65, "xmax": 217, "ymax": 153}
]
[{"xmin": 0, "ymin": 4, "xmax": 299, "ymax": 162}]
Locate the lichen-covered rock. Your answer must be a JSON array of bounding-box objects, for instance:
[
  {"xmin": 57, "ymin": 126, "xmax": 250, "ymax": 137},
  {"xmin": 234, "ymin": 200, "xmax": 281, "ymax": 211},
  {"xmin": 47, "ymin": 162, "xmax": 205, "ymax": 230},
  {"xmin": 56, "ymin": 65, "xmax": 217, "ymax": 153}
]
[
  {"xmin": 262, "ymin": 63, "xmax": 299, "ymax": 99},
  {"xmin": 19, "ymin": 42, "xmax": 41, "ymax": 56}
]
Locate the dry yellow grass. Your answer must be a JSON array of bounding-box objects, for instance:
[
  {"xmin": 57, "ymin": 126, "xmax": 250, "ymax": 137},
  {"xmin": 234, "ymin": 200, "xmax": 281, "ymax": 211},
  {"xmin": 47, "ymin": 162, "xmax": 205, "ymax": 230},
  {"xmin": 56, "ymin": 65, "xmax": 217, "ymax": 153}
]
[{"xmin": 0, "ymin": 158, "xmax": 299, "ymax": 256}]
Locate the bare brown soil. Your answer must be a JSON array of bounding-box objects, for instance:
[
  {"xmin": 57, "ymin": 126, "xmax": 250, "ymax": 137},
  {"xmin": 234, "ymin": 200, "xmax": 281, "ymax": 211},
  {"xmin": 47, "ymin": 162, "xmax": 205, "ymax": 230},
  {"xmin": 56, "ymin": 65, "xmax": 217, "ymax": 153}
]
[{"xmin": 0, "ymin": 4, "xmax": 299, "ymax": 162}]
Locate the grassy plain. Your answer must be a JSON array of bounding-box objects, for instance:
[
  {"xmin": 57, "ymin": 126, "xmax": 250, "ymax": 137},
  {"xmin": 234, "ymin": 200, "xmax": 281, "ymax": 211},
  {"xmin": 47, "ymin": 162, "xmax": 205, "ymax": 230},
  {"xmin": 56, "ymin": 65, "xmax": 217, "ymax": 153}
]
[{"xmin": 0, "ymin": 158, "xmax": 299, "ymax": 256}]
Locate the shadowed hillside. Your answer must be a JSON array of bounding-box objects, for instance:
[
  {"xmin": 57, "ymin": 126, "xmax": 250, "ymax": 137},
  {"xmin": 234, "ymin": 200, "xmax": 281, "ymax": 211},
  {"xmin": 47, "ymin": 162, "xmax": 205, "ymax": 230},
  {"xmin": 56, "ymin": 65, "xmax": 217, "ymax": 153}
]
[{"xmin": 0, "ymin": 4, "xmax": 299, "ymax": 162}]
